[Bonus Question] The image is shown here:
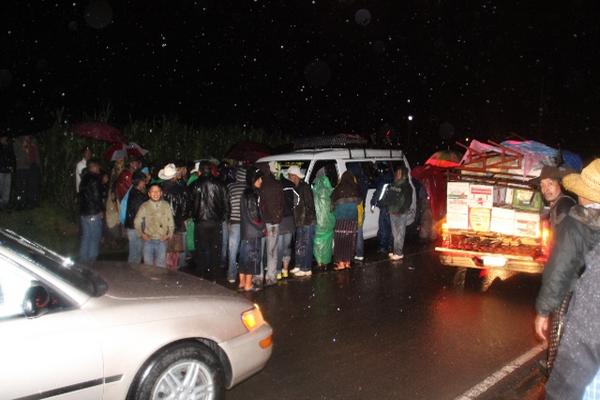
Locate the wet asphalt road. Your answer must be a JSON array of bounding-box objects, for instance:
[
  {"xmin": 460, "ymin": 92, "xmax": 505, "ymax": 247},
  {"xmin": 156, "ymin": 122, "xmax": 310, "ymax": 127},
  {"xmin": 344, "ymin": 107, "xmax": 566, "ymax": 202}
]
[{"xmin": 224, "ymin": 241, "xmax": 545, "ymax": 400}]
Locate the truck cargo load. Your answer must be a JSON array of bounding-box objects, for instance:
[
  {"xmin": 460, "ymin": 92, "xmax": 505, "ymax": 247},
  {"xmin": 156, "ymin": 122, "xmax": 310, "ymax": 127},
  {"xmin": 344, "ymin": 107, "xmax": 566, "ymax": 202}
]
[{"xmin": 435, "ymin": 140, "xmax": 555, "ymax": 274}]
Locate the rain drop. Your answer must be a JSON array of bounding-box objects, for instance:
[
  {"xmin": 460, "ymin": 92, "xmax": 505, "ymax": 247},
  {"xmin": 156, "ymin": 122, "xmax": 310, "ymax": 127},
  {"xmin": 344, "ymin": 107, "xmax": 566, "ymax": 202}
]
[
  {"xmin": 0, "ymin": 69, "xmax": 12, "ymax": 88},
  {"xmin": 84, "ymin": 0, "xmax": 113, "ymax": 29},
  {"xmin": 354, "ymin": 9, "xmax": 371, "ymax": 26},
  {"xmin": 304, "ymin": 59, "xmax": 331, "ymax": 88}
]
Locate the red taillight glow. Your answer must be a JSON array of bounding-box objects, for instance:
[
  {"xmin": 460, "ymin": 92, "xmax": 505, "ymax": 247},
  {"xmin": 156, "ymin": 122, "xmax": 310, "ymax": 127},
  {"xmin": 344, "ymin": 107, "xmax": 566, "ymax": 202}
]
[{"xmin": 541, "ymin": 220, "xmax": 552, "ymax": 256}]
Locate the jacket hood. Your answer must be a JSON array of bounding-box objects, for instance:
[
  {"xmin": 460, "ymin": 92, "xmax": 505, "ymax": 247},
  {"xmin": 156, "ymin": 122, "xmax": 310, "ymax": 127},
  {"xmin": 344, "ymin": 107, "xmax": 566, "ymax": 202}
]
[
  {"xmin": 570, "ymin": 205, "xmax": 600, "ymax": 230},
  {"xmin": 235, "ymin": 167, "xmax": 247, "ymax": 183},
  {"xmin": 256, "ymin": 162, "xmax": 272, "ymax": 176}
]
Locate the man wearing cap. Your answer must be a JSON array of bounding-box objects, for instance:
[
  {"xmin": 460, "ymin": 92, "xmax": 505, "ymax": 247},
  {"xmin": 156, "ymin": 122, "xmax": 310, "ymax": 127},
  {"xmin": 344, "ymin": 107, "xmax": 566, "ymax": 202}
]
[
  {"xmin": 530, "ymin": 165, "xmax": 576, "ymax": 373},
  {"xmin": 287, "ymin": 165, "xmax": 316, "ymax": 277},
  {"xmin": 534, "ymin": 159, "xmax": 600, "ymax": 399},
  {"xmin": 532, "ymin": 165, "xmax": 576, "ymax": 228}
]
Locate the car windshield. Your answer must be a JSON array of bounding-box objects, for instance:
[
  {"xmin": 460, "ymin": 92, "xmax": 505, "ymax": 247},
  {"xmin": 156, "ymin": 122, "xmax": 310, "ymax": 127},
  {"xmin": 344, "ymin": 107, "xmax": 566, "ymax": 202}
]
[{"xmin": 0, "ymin": 230, "xmax": 107, "ymax": 297}]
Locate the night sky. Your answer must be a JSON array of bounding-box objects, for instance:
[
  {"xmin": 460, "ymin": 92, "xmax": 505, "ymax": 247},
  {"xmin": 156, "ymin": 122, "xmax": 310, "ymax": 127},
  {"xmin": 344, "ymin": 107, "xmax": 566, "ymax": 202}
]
[{"xmin": 2, "ymin": 1, "xmax": 600, "ymax": 154}]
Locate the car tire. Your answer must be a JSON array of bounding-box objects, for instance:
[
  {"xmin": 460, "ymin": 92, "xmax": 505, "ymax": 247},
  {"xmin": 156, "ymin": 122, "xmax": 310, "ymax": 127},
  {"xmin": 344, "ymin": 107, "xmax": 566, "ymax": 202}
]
[{"xmin": 130, "ymin": 342, "xmax": 225, "ymax": 400}]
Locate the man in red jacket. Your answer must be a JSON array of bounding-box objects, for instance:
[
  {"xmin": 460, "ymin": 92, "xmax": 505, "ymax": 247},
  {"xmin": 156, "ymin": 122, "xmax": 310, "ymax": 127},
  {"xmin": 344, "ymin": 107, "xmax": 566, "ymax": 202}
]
[{"xmin": 115, "ymin": 156, "xmax": 142, "ymax": 201}]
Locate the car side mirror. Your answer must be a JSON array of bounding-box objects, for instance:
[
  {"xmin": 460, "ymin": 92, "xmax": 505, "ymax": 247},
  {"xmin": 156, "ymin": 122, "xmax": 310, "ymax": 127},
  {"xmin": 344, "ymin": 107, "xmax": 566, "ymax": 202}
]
[{"xmin": 22, "ymin": 284, "xmax": 50, "ymax": 318}]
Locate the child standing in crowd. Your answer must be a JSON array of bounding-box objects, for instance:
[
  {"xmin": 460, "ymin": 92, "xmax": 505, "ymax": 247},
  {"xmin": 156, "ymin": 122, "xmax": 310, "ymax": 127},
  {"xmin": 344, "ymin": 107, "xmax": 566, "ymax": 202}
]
[{"xmin": 134, "ymin": 183, "xmax": 174, "ymax": 267}]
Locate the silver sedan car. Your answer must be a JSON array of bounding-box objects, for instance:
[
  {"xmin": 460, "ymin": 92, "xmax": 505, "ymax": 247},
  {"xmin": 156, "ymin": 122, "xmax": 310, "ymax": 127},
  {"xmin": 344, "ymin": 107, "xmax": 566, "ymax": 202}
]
[{"xmin": 0, "ymin": 229, "xmax": 273, "ymax": 400}]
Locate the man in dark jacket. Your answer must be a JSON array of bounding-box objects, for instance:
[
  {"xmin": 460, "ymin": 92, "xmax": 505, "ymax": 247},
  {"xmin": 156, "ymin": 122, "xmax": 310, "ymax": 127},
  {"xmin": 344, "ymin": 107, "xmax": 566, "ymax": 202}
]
[
  {"xmin": 0, "ymin": 135, "xmax": 15, "ymax": 210},
  {"xmin": 347, "ymin": 162, "xmax": 369, "ymax": 261},
  {"xmin": 160, "ymin": 163, "xmax": 191, "ymax": 233},
  {"xmin": 531, "ymin": 165, "xmax": 576, "ymax": 228},
  {"xmin": 124, "ymin": 170, "xmax": 148, "ymax": 263},
  {"xmin": 529, "ymin": 165, "xmax": 576, "ymax": 372},
  {"xmin": 78, "ymin": 159, "xmax": 104, "ymax": 262},
  {"xmin": 278, "ymin": 174, "xmax": 298, "ymax": 279},
  {"xmin": 542, "ymin": 159, "xmax": 600, "ymax": 399},
  {"xmin": 190, "ymin": 162, "xmax": 230, "ymax": 277},
  {"xmin": 257, "ymin": 162, "xmax": 284, "ymax": 285},
  {"xmin": 371, "ymin": 164, "xmax": 394, "ymax": 253},
  {"xmin": 382, "ymin": 165, "xmax": 413, "ymax": 260},
  {"xmin": 160, "ymin": 163, "xmax": 191, "ymax": 269},
  {"xmin": 287, "ymin": 166, "xmax": 316, "ymax": 276}
]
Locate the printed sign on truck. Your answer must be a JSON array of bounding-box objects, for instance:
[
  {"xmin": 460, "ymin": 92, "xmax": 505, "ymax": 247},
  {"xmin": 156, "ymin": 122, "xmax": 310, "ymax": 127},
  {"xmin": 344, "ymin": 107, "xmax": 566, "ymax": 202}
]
[{"xmin": 446, "ymin": 181, "xmax": 469, "ymax": 230}]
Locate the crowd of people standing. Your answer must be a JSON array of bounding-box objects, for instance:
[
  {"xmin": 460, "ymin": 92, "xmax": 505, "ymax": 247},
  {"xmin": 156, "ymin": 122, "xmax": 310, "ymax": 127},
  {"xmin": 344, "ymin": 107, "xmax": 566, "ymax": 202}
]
[{"xmin": 75, "ymin": 150, "xmax": 415, "ymax": 292}]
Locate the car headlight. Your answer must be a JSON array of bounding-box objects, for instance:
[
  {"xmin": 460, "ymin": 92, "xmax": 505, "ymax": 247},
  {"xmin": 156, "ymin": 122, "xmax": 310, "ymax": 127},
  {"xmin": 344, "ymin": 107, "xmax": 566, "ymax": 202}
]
[{"xmin": 241, "ymin": 304, "xmax": 265, "ymax": 331}]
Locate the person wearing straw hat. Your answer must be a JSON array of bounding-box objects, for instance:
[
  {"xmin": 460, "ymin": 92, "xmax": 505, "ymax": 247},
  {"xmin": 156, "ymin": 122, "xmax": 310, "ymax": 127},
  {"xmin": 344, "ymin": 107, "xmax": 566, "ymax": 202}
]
[
  {"xmin": 534, "ymin": 159, "xmax": 600, "ymax": 399},
  {"xmin": 160, "ymin": 163, "xmax": 191, "ymax": 270}
]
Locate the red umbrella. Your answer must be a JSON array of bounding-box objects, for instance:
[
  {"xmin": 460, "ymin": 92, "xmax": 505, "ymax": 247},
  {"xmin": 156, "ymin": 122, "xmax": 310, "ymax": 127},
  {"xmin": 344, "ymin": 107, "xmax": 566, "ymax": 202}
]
[
  {"xmin": 225, "ymin": 141, "xmax": 270, "ymax": 163},
  {"xmin": 72, "ymin": 122, "xmax": 127, "ymax": 143},
  {"xmin": 425, "ymin": 150, "xmax": 461, "ymax": 168}
]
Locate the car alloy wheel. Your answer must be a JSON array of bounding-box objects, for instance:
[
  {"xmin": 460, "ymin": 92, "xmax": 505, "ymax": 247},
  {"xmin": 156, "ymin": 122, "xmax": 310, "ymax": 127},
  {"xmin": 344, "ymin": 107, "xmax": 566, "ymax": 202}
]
[
  {"xmin": 130, "ymin": 342, "xmax": 225, "ymax": 400},
  {"xmin": 152, "ymin": 360, "xmax": 215, "ymax": 400}
]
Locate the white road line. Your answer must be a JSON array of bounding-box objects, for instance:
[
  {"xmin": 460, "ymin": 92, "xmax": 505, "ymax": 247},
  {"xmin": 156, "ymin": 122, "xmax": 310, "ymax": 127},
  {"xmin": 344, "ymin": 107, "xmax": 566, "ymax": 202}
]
[{"xmin": 453, "ymin": 344, "xmax": 545, "ymax": 400}]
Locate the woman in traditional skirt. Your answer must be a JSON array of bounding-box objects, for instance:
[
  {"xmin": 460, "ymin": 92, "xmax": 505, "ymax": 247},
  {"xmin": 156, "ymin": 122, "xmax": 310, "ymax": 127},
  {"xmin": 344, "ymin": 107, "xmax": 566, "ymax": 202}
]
[
  {"xmin": 239, "ymin": 167, "xmax": 266, "ymax": 291},
  {"xmin": 331, "ymin": 171, "xmax": 362, "ymax": 270}
]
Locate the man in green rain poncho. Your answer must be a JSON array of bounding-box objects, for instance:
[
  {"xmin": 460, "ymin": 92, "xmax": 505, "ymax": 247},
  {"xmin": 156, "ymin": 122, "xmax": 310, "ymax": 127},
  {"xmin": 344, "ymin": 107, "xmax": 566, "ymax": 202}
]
[{"xmin": 312, "ymin": 175, "xmax": 335, "ymax": 267}]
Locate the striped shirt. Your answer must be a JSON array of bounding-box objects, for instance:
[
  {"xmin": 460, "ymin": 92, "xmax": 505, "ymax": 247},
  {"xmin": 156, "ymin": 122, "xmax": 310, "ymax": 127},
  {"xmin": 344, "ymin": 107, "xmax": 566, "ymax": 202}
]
[{"xmin": 228, "ymin": 181, "xmax": 245, "ymax": 223}]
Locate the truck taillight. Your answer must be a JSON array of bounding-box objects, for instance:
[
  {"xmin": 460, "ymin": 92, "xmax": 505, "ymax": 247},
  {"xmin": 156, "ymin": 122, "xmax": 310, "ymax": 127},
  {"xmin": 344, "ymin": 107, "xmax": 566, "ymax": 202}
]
[{"xmin": 541, "ymin": 220, "xmax": 552, "ymax": 256}]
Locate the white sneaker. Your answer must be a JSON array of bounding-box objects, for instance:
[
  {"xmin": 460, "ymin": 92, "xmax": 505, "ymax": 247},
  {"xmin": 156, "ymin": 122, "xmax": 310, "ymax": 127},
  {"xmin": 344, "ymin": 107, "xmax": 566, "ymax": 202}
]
[
  {"xmin": 294, "ymin": 270, "xmax": 312, "ymax": 277},
  {"xmin": 354, "ymin": 256, "xmax": 364, "ymax": 261},
  {"xmin": 389, "ymin": 254, "xmax": 403, "ymax": 261},
  {"xmin": 388, "ymin": 253, "xmax": 395, "ymax": 259},
  {"xmin": 290, "ymin": 267, "xmax": 301, "ymax": 274}
]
